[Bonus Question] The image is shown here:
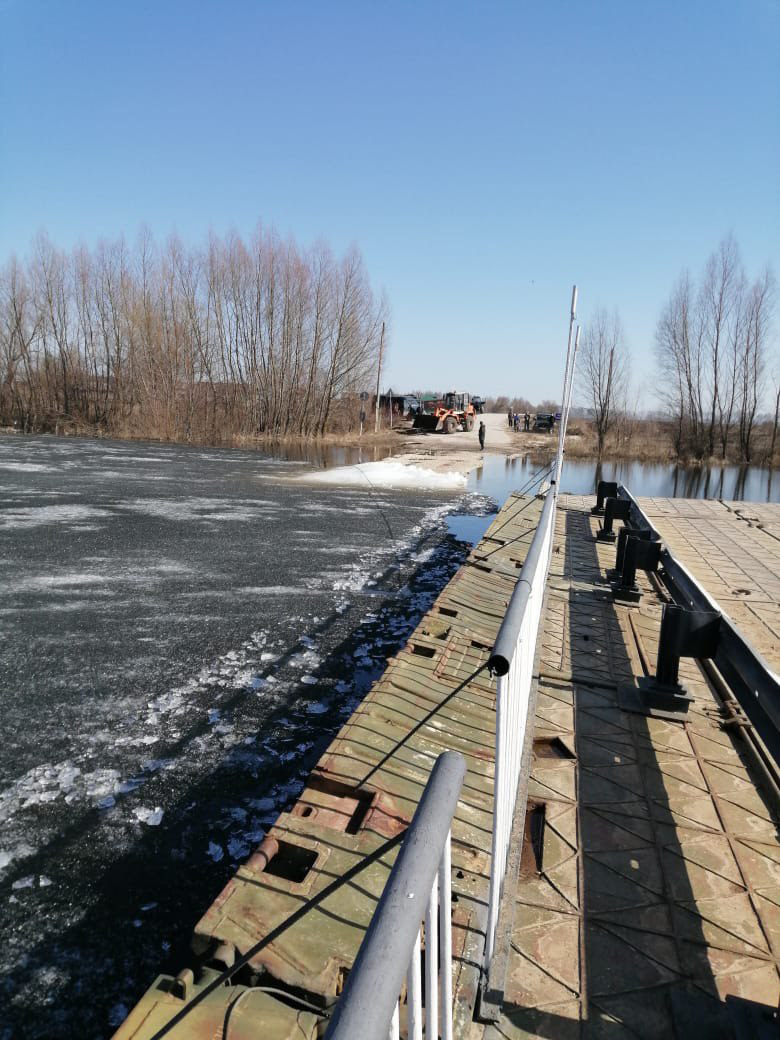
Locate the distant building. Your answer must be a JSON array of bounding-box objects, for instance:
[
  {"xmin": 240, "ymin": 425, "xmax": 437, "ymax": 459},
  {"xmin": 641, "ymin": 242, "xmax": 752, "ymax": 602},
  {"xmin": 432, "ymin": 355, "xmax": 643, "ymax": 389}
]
[{"xmin": 377, "ymin": 393, "xmax": 421, "ymax": 415}]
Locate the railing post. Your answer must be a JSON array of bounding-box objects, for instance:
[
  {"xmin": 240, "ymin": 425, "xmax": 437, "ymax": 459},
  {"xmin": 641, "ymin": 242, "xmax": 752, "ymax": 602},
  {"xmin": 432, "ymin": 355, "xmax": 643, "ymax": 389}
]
[
  {"xmin": 440, "ymin": 833, "xmax": 453, "ymax": 1040},
  {"xmin": 324, "ymin": 752, "xmax": 465, "ymax": 1040},
  {"xmin": 611, "ymin": 536, "xmax": 662, "ymax": 604},
  {"xmin": 407, "ymin": 932, "xmax": 422, "ymax": 1040},
  {"xmin": 607, "ymin": 525, "xmax": 650, "ymax": 579},
  {"xmin": 425, "ymin": 876, "xmax": 439, "ymax": 1040}
]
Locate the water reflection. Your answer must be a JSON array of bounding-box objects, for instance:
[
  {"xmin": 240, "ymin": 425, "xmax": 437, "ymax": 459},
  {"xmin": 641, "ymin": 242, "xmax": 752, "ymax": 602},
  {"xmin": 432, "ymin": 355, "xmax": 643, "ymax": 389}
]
[
  {"xmin": 260, "ymin": 439, "xmax": 778, "ymax": 507},
  {"xmin": 469, "ymin": 455, "xmax": 780, "ymax": 507},
  {"xmin": 446, "ymin": 513, "xmax": 494, "ymax": 545},
  {"xmin": 262, "ymin": 440, "xmax": 398, "ymax": 469}
]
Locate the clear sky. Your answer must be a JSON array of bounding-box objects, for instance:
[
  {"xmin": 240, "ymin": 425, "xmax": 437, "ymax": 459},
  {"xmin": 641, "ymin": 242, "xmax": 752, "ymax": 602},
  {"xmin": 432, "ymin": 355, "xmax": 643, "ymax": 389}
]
[{"xmin": 1, "ymin": 0, "xmax": 778, "ymax": 402}]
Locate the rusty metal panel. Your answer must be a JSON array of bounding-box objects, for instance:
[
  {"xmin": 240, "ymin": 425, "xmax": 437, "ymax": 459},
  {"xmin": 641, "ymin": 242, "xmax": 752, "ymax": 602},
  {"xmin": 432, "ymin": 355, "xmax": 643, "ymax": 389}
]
[
  {"xmin": 115, "ymin": 492, "xmax": 545, "ymax": 1039},
  {"xmin": 112, "ymin": 970, "xmax": 318, "ymax": 1040},
  {"xmin": 192, "ymin": 819, "xmax": 396, "ymax": 995}
]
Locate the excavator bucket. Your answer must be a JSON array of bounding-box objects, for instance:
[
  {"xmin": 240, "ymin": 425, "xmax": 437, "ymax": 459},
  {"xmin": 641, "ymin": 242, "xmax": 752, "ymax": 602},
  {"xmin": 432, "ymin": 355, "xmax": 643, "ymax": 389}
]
[{"xmin": 412, "ymin": 413, "xmax": 439, "ymax": 431}]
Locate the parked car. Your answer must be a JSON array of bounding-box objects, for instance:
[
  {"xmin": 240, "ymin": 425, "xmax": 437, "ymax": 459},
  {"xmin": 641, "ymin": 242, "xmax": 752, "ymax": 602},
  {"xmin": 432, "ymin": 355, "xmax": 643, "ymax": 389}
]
[{"xmin": 532, "ymin": 413, "xmax": 555, "ymax": 433}]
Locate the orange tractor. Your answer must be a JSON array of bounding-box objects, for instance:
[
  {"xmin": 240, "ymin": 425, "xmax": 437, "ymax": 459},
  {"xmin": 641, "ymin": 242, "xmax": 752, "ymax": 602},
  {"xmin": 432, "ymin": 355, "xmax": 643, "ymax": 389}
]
[{"xmin": 413, "ymin": 391, "xmax": 477, "ymax": 433}]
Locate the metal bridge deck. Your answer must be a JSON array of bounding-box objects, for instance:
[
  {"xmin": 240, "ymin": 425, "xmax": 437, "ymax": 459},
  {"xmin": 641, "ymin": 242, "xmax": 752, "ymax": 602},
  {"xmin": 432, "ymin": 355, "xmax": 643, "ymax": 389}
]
[
  {"xmin": 636, "ymin": 497, "xmax": 780, "ymax": 672},
  {"xmin": 115, "ymin": 493, "xmax": 545, "ymax": 1040},
  {"xmin": 492, "ymin": 496, "xmax": 780, "ymax": 1040}
]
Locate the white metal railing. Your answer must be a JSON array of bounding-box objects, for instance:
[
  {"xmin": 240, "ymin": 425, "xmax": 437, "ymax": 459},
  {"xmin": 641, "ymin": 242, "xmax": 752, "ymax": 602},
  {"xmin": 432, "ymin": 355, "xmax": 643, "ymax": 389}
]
[
  {"xmin": 328, "ymin": 289, "xmax": 581, "ymax": 1034},
  {"xmin": 325, "ymin": 752, "xmax": 465, "ymax": 1040},
  {"xmin": 483, "ymin": 492, "xmax": 558, "ymax": 963},
  {"xmin": 483, "ymin": 286, "xmax": 580, "ymax": 967}
]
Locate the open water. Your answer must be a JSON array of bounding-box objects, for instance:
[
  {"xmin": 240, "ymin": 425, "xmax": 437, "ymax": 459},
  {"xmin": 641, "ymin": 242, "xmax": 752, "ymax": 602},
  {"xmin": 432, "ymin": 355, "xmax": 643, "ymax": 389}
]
[
  {"xmin": 469, "ymin": 453, "xmax": 780, "ymax": 506},
  {"xmin": 0, "ymin": 433, "xmax": 489, "ymax": 1039}
]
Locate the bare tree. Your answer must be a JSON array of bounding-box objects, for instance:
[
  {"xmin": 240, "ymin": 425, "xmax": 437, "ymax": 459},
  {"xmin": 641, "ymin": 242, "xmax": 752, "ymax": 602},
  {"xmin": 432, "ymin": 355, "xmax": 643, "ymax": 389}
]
[
  {"xmin": 738, "ymin": 267, "xmax": 775, "ymax": 462},
  {"xmin": 769, "ymin": 373, "xmax": 780, "ymax": 465},
  {"xmin": 0, "ymin": 226, "xmax": 386, "ymax": 442},
  {"xmin": 655, "ymin": 239, "xmax": 776, "ymax": 462},
  {"xmin": 701, "ymin": 235, "xmax": 742, "ymax": 456},
  {"xmin": 655, "ymin": 273, "xmax": 698, "ymax": 456},
  {"xmin": 577, "ymin": 308, "xmax": 629, "ymax": 457}
]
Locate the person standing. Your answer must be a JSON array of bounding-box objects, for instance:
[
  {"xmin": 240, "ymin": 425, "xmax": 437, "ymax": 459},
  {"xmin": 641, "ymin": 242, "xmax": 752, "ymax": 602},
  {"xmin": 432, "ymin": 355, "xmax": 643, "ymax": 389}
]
[
  {"xmin": 507, "ymin": 408, "xmax": 512, "ymax": 427},
  {"xmin": 524, "ymin": 412, "xmax": 530, "ymax": 431},
  {"xmin": 478, "ymin": 421, "xmax": 486, "ymax": 449}
]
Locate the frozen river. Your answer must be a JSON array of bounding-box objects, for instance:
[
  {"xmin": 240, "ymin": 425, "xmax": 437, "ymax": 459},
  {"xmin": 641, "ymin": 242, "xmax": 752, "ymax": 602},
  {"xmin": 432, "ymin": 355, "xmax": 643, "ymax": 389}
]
[{"xmin": 0, "ymin": 434, "xmax": 488, "ymax": 1038}]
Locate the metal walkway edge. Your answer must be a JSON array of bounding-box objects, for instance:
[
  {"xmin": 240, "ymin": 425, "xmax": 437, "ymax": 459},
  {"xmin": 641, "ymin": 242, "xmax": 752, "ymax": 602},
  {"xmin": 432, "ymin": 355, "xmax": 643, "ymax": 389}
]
[{"xmin": 113, "ymin": 491, "xmax": 546, "ymax": 1040}]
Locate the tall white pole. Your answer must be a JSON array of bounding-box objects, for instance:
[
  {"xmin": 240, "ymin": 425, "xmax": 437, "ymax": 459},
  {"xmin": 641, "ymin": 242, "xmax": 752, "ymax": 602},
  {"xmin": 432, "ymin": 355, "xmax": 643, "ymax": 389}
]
[
  {"xmin": 374, "ymin": 323, "xmax": 385, "ymax": 434},
  {"xmin": 553, "ymin": 285, "xmax": 578, "ymax": 490},
  {"xmin": 561, "ymin": 325, "xmax": 581, "ymax": 448}
]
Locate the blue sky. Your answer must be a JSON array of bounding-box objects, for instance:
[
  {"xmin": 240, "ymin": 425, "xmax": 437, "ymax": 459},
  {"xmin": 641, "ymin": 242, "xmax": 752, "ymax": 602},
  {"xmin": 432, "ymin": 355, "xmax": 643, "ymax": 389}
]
[{"xmin": 1, "ymin": 0, "xmax": 778, "ymax": 401}]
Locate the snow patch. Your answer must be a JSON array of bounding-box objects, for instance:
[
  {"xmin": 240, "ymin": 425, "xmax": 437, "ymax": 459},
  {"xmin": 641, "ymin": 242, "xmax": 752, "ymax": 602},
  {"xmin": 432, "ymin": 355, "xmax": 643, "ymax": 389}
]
[
  {"xmin": 0, "ymin": 505, "xmax": 111, "ymax": 530},
  {"xmin": 0, "ymin": 461, "xmax": 56, "ymax": 473},
  {"xmin": 302, "ymin": 461, "xmax": 466, "ymax": 491},
  {"xmin": 0, "ymin": 762, "xmax": 124, "ymax": 821},
  {"xmin": 134, "ymin": 806, "xmax": 164, "ymax": 826},
  {"xmin": 121, "ymin": 497, "xmax": 276, "ymax": 523}
]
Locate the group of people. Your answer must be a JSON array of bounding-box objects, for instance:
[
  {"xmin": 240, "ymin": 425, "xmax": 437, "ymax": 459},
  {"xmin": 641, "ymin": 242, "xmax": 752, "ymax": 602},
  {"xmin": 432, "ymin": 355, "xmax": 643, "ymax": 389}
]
[{"xmin": 508, "ymin": 409, "xmax": 531, "ymax": 432}]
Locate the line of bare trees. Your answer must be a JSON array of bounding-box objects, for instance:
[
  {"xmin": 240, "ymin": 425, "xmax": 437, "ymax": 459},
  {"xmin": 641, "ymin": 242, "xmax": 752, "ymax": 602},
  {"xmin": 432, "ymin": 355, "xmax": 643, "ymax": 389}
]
[
  {"xmin": 485, "ymin": 396, "xmax": 561, "ymax": 414},
  {"xmin": 655, "ymin": 235, "xmax": 777, "ymax": 463},
  {"xmin": 0, "ymin": 227, "xmax": 387, "ymax": 442}
]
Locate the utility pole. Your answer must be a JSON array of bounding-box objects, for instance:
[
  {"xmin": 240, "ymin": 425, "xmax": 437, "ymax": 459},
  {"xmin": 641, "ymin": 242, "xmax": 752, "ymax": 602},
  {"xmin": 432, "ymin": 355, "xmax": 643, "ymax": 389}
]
[{"xmin": 374, "ymin": 322, "xmax": 385, "ymax": 434}]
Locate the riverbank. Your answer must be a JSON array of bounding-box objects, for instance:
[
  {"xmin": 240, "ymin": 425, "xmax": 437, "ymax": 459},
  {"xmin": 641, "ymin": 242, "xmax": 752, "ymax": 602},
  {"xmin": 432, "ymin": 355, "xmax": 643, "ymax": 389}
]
[
  {"xmin": 0, "ymin": 424, "xmax": 403, "ymax": 453},
  {"xmin": 5, "ymin": 413, "xmax": 777, "ymax": 477},
  {"xmin": 563, "ymin": 418, "xmax": 780, "ymax": 468}
]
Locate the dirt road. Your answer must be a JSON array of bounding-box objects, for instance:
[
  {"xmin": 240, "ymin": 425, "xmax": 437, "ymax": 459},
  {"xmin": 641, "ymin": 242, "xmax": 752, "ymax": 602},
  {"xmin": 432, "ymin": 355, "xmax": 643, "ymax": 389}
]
[{"xmin": 389, "ymin": 411, "xmax": 556, "ymax": 477}]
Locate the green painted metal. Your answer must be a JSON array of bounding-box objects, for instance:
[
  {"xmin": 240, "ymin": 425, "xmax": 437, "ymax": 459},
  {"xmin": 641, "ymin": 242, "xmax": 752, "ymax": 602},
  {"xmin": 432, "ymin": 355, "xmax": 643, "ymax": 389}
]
[{"xmin": 112, "ymin": 493, "xmax": 544, "ymax": 1039}]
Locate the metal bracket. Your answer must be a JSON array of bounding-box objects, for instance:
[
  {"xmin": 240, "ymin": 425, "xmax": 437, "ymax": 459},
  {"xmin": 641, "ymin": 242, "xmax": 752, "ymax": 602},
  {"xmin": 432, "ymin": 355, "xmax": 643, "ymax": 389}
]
[
  {"xmin": 591, "ymin": 480, "xmax": 618, "ymax": 515},
  {"xmin": 606, "ymin": 526, "xmax": 654, "ymax": 582},
  {"xmin": 619, "ymin": 604, "xmax": 721, "ymax": 718},
  {"xmin": 611, "ymin": 536, "xmax": 663, "ymax": 604},
  {"xmin": 619, "ymin": 677, "xmax": 695, "ymax": 720},
  {"xmin": 596, "ymin": 497, "xmax": 631, "ymax": 542}
]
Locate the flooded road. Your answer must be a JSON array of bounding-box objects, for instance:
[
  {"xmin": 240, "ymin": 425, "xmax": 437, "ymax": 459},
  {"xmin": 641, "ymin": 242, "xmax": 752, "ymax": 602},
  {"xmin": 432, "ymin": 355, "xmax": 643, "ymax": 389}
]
[{"xmin": 0, "ymin": 434, "xmax": 489, "ymax": 1039}]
